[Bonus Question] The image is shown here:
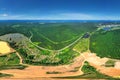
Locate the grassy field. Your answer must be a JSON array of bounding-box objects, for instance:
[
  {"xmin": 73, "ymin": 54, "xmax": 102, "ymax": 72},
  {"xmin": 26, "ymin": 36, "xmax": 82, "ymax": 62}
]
[
  {"xmin": 73, "ymin": 38, "xmax": 90, "ymax": 53},
  {"xmin": 0, "ymin": 53, "xmax": 19, "ymax": 65},
  {"xmin": 0, "ymin": 23, "xmax": 97, "ymax": 50},
  {"xmin": 90, "ymin": 29, "xmax": 120, "ymax": 59},
  {"xmin": 18, "ymin": 47, "xmax": 79, "ymax": 65},
  {"xmin": 0, "ymin": 53, "xmax": 27, "ymax": 70}
]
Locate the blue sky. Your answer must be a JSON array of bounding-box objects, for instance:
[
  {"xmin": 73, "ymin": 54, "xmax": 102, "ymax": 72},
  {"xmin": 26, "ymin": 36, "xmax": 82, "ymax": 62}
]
[{"xmin": 0, "ymin": 0, "xmax": 120, "ymax": 20}]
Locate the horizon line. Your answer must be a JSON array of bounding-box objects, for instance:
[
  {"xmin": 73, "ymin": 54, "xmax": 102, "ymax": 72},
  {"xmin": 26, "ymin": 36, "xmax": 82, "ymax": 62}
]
[{"xmin": 0, "ymin": 19, "xmax": 120, "ymax": 21}]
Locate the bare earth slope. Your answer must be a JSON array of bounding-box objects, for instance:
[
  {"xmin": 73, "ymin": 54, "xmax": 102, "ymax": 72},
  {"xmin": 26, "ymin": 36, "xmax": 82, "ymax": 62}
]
[
  {"xmin": 0, "ymin": 41, "xmax": 15, "ymax": 56},
  {"xmin": 0, "ymin": 52, "xmax": 120, "ymax": 80}
]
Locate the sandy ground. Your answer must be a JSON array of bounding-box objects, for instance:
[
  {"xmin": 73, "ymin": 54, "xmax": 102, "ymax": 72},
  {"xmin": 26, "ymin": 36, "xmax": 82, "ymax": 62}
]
[
  {"xmin": 115, "ymin": 61, "xmax": 120, "ymax": 69},
  {"xmin": 84, "ymin": 53, "xmax": 120, "ymax": 77},
  {"xmin": 89, "ymin": 62, "xmax": 120, "ymax": 77},
  {"xmin": 0, "ymin": 78, "xmax": 103, "ymax": 80},
  {"xmin": 0, "ymin": 65, "xmax": 82, "ymax": 78},
  {"xmin": 0, "ymin": 54, "xmax": 85, "ymax": 79},
  {"xmin": 0, "ymin": 52, "xmax": 120, "ymax": 80},
  {"xmin": 0, "ymin": 41, "xmax": 15, "ymax": 56}
]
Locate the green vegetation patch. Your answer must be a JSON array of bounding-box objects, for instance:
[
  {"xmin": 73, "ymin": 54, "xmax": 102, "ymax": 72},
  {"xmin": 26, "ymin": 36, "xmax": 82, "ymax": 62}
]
[
  {"xmin": 73, "ymin": 38, "xmax": 90, "ymax": 53},
  {"xmin": 18, "ymin": 47, "xmax": 79, "ymax": 65},
  {"xmin": 46, "ymin": 71, "xmax": 62, "ymax": 74},
  {"xmin": 90, "ymin": 29, "xmax": 120, "ymax": 59},
  {"xmin": 0, "ymin": 53, "xmax": 20, "ymax": 65},
  {"xmin": 0, "ymin": 65, "xmax": 27, "ymax": 70},
  {"xmin": 0, "ymin": 53, "xmax": 27, "ymax": 70},
  {"xmin": 0, "ymin": 73, "xmax": 13, "ymax": 77},
  {"xmin": 56, "ymin": 49, "xmax": 80, "ymax": 65},
  {"xmin": 105, "ymin": 60, "xmax": 115, "ymax": 67}
]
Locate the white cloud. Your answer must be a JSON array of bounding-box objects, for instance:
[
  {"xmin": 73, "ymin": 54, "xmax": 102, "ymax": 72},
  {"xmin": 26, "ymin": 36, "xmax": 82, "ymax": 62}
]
[
  {"xmin": 35, "ymin": 13, "xmax": 96, "ymax": 20},
  {"xmin": 0, "ymin": 13, "xmax": 8, "ymax": 17},
  {"xmin": 59, "ymin": 13, "xmax": 94, "ymax": 20},
  {"xmin": 0, "ymin": 12, "xmax": 120, "ymax": 20},
  {"xmin": 0, "ymin": 14, "xmax": 24, "ymax": 20},
  {"xmin": 42, "ymin": 13, "xmax": 120, "ymax": 20}
]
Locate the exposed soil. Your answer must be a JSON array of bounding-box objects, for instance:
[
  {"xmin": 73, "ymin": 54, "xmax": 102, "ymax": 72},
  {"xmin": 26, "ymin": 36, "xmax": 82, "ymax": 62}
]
[
  {"xmin": 115, "ymin": 61, "xmax": 120, "ymax": 69},
  {"xmin": 0, "ymin": 54, "xmax": 84, "ymax": 79},
  {"xmin": 84, "ymin": 53, "xmax": 120, "ymax": 77},
  {"xmin": 0, "ymin": 52, "xmax": 120, "ymax": 80},
  {"xmin": 0, "ymin": 41, "xmax": 15, "ymax": 56}
]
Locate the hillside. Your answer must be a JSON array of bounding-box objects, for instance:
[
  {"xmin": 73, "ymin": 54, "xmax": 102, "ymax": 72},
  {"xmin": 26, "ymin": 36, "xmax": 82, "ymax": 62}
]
[
  {"xmin": 90, "ymin": 29, "xmax": 120, "ymax": 59},
  {"xmin": 0, "ymin": 22, "xmax": 120, "ymax": 79}
]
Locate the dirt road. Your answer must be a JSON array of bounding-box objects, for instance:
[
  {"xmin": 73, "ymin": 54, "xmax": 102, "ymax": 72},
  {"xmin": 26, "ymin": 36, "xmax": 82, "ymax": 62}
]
[{"xmin": 0, "ymin": 52, "xmax": 120, "ymax": 79}]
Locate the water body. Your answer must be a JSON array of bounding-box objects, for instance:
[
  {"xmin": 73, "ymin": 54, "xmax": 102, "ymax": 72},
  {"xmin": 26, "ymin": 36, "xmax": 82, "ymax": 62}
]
[{"xmin": 103, "ymin": 27, "xmax": 111, "ymax": 31}]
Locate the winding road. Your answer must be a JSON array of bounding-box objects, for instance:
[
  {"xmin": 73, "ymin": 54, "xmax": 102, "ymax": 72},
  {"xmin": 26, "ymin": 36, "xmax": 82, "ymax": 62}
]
[
  {"xmin": 15, "ymin": 52, "xmax": 23, "ymax": 64},
  {"xmin": 29, "ymin": 31, "xmax": 85, "ymax": 52}
]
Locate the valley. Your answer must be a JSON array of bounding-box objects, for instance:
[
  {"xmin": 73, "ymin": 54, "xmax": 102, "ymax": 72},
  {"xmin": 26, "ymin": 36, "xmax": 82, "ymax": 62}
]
[{"xmin": 0, "ymin": 21, "xmax": 120, "ymax": 79}]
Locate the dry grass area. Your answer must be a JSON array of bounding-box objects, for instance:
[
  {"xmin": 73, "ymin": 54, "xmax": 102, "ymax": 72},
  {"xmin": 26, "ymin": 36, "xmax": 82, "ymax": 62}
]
[{"xmin": 0, "ymin": 41, "xmax": 15, "ymax": 56}]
